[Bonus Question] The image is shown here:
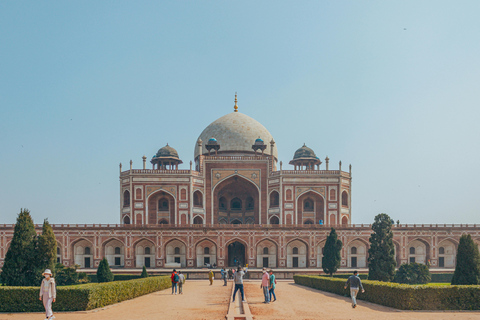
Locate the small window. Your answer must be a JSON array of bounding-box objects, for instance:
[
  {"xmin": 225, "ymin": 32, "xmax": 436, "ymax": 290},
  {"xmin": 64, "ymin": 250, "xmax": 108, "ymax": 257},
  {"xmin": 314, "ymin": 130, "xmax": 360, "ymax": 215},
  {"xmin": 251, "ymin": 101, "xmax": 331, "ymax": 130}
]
[
  {"xmin": 194, "ymin": 191, "xmax": 203, "ymax": 207},
  {"xmin": 158, "ymin": 219, "xmax": 168, "ymax": 224},
  {"xmin": 304, "ymin": 199, "xmax": 314, "ymax": 212},
  {"xmin": 193, "ymin": 216, "xmax": 203, "ymax": 224},
  {"xmin": 123, "ymin": 216, "xmax": 131, "ymax": 225},
  {"xmin": 57, "ymin": 247, "xmax": 60, "ymax": 254},
  {"xmin": 409, "ymin": 247, "xmax": 415, "ymax": 255},
  {"xmin": 174, "ymin": 247, "xmax": 180, "ymax": 254},
  {"xmin": 351, "ymin": 247, "xmax": 357, "ymax": 254},
  {"xmin": 145, "ymin": 247, "xmax": 151, "ymax": 255},
  {"xmin": 231, "ymin": 198, "xmax": 242, "ymax": 210},
  {"xmin": 342, "ymin": 191, "xmax": 348, "ymax": 207},
  {"xmin": 174, "ymin": 257, "xmax": 181, "ymax": 263},
  {"xmin": 158, "ymin": 199, "xmax": 169, "ymax": 211},
  {"xmin": 270, "ymin": 191, "xmax": 279, "ymax": 207},
  {"xmin": 409, "ymin": 257, "xmax": 416, "ymax": 263},
  {"xmin": 219, "ymin": 197, "xmax": 227, "ymax": 210},
  {"xmin": 439, "ymin": 247, "xmax": 445, "ymax": 255},
  {"xmin": 270, "ymin": 216, "xmax": 279, "ymax": 224},
  {"xmin": 204, "ymin": 247, "xmax": 210, "ymax": 255},
  {"xmin": 115, "ymin": 247, "xmax": 121, "ymax": 255},
  {"xmin": 293, "ymin": 247, "xmax": 299, "ymax": 254},
  {"xmin": 114, "ymin": 257, "xmax": 121, "ymax": 266},
  {"xmin": 123, "ymin": 190, "xmax": 130, "ymax": 207},
  {"xmin": 263, "ymin": 247, "xmax": 269, "ymax": 254},
  {"xmin": 84, "ymin": 247, "xmax": 91, "ymax": 255},
  {"xmin": 246, "ymin": 196, "xmax": 254, "ymax": 210}
]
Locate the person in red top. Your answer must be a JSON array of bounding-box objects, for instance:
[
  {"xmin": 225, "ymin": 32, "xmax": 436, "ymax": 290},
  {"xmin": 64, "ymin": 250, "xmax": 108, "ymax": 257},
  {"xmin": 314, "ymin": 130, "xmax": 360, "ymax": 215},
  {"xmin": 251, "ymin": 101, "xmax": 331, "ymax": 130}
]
[{"xmin": 171, "ymin": 269, "xmax": 179, "ymax": 295}]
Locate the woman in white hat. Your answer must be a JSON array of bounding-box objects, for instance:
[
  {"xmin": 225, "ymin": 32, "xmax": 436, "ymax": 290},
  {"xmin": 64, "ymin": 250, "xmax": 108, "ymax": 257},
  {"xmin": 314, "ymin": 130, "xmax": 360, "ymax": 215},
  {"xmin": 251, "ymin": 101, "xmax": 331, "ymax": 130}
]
[{"xmin": 39, "ymin": 269, "xmax": 56, "ymax": 320}]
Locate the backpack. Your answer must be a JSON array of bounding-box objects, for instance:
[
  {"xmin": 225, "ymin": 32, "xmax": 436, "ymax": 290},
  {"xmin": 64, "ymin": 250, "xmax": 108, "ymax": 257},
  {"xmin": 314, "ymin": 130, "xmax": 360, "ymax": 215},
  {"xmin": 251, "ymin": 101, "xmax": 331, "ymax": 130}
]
[{"xmin": 174, "ymin": 273, "xmax": 179, "ymax": 283}]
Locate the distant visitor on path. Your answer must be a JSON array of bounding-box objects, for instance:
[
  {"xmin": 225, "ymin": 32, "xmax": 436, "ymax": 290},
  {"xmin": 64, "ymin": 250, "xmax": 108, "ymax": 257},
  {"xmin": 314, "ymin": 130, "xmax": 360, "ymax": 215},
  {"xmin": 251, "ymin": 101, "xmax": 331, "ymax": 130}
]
[
  {"xmin": 268, "ymin": 269, "xmax": 276, "ymax": 302},
  {"xmin": 232, "ymin": 266, "xmax": 247, "ymax": 302},
  {"xmin": 221, "ymin": 268, "xmax": 227, "ymax": 286},
  {"xmin": 344, "ymin": 271, "xmax": 365, "ymax": 308},
  {"xmin": 260, "ymin": 268, "xmax": 270, "ymax": 303},
  {"xmin": 171, "ymin": 269, "xmax": 179, "ymax": 294},
  {"xmin": 178, "ymin": 271, "xmax": 185, "ymax": 294},
  {"xmin": 208, "ymin": 269, "xmax": 214, "ymax": 285},
  {"xmin": 39, "ymin": 269, "xmax": 56, "ymax": 320}
]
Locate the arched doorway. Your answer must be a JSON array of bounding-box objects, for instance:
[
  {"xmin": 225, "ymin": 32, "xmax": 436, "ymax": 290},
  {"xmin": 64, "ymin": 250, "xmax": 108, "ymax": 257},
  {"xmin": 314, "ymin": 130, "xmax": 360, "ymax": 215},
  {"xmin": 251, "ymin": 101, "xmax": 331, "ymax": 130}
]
[
  {"xmin": 228, "ymin": 241, "xmax": 246, "ymax": 267},
  {"xmin": 214, "ymin": 175, "xmax": 259, "ymax": 224}
]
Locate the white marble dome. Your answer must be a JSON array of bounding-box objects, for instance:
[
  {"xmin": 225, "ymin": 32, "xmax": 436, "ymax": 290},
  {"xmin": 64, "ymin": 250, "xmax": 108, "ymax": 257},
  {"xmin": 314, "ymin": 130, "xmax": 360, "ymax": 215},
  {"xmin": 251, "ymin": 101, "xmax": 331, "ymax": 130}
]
[{"xmin": 195, "ymin": 112, "xmax": 278, "ymax": 159}]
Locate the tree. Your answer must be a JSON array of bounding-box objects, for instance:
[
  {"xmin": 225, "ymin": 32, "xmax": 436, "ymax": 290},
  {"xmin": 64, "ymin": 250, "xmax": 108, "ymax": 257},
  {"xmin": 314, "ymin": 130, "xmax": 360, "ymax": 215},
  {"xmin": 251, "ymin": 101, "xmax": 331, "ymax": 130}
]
[
  {"xmin": 37, "ymin": 219, "xmax": 57, "ymax": 282},
  {"xmin": 0, "ymin": 209, "xmax": 38, "ymax": 286},
  {"xmin": 141, "ymin": 265, "xmax": 149, "ymax": 278},
  {"xmin": 368, "ymin": 213, "xmax": 396, "ymax": 282},
  {"xmin": 97, "ymin": 258, "xmax": 114, "ymax": 283},
  {"xmin": 322, "ymin": 228, "xmax": 342, "ymax": 276},
  {"xmin": 394, "ymin": 262, "xmax": 431, "ymax": 284},
  {"xmin": 451, "ymin": 234, "xmax": 480, "ymax": 285}
]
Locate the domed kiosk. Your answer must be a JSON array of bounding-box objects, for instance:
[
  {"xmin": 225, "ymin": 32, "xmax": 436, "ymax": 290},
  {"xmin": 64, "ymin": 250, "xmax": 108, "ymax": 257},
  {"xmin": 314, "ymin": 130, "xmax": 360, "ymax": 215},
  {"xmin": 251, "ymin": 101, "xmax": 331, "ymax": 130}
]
[{"xmin": 289, "ymin": 144, "xmax": 321, "ymax": 170}]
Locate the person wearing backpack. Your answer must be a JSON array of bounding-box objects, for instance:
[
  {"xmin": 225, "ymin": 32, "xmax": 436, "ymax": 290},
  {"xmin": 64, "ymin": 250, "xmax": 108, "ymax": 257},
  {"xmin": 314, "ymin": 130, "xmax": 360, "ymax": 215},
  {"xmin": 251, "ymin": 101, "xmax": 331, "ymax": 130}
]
[
  {"xmin": 344, "ymin": 271, "xmax": 365, "ymax": 308},
  {"xmin": 171, "ymin": 269, "xmax": 179, "ymax": 294}
]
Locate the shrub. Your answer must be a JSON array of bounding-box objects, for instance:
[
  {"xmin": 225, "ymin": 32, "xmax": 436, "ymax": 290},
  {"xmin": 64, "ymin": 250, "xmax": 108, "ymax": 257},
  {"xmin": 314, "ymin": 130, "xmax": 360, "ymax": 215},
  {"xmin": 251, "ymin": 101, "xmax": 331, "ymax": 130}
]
[
  {"xmin": 452, "ymin": 234, "xmax": 480, "ymax": 285},
  {"xmin": 431, "ymin": 273, "xmax": 453, "ymax": 283},
  {"xmin": 55, "ymin": 263, "xmax": 79, "ymax": 286},
  {"xmin": 394, "ymin": 263, "xmax": 431, "ymax": 284},
  {"xmin": 141, "ymin": 266, "xmax": 148, "ymax": 278},
  {"xmin": 0, "ymin": 276, "xmax": 171, "ymax": 312},
  {"xmin": 294, "ymin": 275, "xmax": 480, "ymax": 310},
  {"xmin": 332, "ymin": 273, "xmax": 368, "ymax": 280},
  {"xmin": 97, "ymin": 258, "xmax": 114, "ymax": 283}
]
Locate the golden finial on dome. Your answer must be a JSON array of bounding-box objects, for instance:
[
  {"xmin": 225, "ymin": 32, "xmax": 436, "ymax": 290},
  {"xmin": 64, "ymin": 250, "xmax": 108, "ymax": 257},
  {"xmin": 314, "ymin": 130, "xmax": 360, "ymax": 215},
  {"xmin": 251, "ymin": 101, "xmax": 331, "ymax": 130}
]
[{"xmin": 234, "ymin": 92, "xmax": 238, "ymax": 112}]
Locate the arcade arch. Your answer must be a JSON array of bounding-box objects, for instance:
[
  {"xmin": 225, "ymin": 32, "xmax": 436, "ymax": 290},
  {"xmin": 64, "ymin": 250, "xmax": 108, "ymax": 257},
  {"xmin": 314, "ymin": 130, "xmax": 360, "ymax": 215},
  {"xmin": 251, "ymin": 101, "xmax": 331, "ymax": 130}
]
[
  {"xmin": 347, "ymin": 239, "xmax": 368, "ymax": 268},
  {"xmin": 437, "ymin": 239, "xmax": 456, "ymax": 268},
  {"xmin": 148, "ymin": 191, "xmax": 175, "ymax": 225},
  {"xmin": 196, "ymin": 239, "xmax": 217, "ymax": 267},
  {"xmin": 407, "ymin": 239, "xmax": 429, "ymax": 264},
  {"xmin": 73, "ymin": 239, "xmax": 94, "ymax": 268},
  {"xmin": 296, "ymin": 191, "xmax": 324, "ymax": 225},
  {"xmin": 287, "ymin": 240, "xmax": 307, "ymax": 268},
  {"xmin": 104, "ymin": 239, "xmax": 124, "ymax": 267},
  {"xmin": 256, "ymin": 239, "xmax": 277, "ymax": 268},
  {"xmin": 316, "ymin": 241, "xmax": 326, "ymax": 267},
  {"xmin": 165, "ymin": 240, "xmax": 186, "ymax": 268},
  {"xmin": 135, "ymin": 239, "xmax": 155, "ymax": 268},
  {"xmin": 227, "ymin": 239, "xmax": 247, "ymax": 267}
]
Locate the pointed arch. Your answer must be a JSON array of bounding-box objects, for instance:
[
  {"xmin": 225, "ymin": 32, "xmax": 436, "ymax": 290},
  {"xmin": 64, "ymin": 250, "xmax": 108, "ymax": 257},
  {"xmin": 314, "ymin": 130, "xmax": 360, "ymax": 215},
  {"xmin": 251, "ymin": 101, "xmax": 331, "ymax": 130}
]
[{"xmin": 295, "ymin": 190, "xmax": 325, "ymax": 225}]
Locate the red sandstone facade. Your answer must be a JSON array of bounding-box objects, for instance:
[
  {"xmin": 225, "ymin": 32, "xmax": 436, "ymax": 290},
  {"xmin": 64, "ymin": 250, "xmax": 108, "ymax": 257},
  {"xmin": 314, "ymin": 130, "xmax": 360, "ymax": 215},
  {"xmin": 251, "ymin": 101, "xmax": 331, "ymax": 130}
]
[{"xmin": 1, "ymin": 105, "xmax": 478, "ymax": 271}]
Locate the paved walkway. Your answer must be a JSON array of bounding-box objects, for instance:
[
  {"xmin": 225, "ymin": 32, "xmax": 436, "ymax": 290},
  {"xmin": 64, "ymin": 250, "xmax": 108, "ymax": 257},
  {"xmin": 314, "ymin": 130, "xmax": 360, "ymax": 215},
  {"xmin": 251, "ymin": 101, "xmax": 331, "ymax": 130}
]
[{"xmin": 1, "ymin": 280, "xmax": 479, "ymax": 320}]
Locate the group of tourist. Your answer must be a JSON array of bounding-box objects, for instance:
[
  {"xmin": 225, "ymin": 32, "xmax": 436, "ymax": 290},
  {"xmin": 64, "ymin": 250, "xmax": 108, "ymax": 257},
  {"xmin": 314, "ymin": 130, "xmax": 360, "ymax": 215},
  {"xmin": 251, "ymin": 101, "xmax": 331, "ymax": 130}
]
[
  {"xmin": 260, "ymin": 268, "xmax": 276, "ymax": 303},
  {"xmin": 170, "ymin": 269, "xmax": 185, "ymax": 294}
]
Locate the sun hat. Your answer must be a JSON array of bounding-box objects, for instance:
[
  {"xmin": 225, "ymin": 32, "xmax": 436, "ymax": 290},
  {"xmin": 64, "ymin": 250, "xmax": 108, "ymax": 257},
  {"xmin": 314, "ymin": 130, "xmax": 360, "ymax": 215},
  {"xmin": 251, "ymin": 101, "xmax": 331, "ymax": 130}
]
[{"xmin": 42, "ymin": 269, "xmax": 52, "ymax": 276}]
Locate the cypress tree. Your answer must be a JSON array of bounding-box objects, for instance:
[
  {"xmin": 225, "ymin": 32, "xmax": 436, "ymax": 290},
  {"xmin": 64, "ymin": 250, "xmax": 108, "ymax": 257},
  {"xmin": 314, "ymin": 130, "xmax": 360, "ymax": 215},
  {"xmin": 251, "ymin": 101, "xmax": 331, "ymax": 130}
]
[
  {"xmin": 322, "ymin": 228, "xmax": 342, "ymax": 276},
  {"xmin": 368, "ymin": 213, "xmax": 396, "ymax": 282},
  {"xmin": 37, "ymin": 219, "xmax": 57, "ymax": 281},
  {"xmin": 0, "ymin": 209, "xmax": 38, "ymax": 286},
  {"xmin": 141, "ymin": 265, "xmax": 148, "ymax": 278},
  {"xmin": 451, "ymin": 234, "xmax": 480, "ymax": 285},
  {"xmin": 97, "ymin": 258, "xmax": 114, "ymax": 283}
]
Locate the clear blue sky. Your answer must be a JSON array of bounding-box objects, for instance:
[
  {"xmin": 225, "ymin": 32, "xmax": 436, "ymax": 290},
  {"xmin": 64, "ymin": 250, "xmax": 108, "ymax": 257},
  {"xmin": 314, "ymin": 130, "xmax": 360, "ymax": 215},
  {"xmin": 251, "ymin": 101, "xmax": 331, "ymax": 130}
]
[{"xmin": 1, "ymin": 1, "xmax": 479, "ymax": 224}]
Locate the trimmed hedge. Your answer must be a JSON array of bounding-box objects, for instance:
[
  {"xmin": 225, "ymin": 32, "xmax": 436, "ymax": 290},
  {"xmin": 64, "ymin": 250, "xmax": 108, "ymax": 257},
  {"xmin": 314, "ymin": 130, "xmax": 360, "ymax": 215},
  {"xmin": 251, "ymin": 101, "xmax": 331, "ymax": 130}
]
[
  {"xmin": 0, "ymin": 275, "xmax": 171, "ymax": 312},
  {"xmin": 331, "ymin": 273, "xmax": 368, "ymax": 280},
  {"xmin": 87, "ymin": 274, "xmax": 141, "ymax": 283},
  {"xmin": 294, "ymin": 275, "xmax": 480, "ymax": 310},
  {"xmin": 431, "ymin": 273, "xmax": 453, "ymax": 283}
]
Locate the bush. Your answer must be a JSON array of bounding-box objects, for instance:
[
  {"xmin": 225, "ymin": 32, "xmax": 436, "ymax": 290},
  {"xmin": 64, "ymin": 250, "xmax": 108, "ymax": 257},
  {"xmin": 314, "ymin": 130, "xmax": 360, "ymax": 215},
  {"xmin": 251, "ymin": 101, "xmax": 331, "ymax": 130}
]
[
  {"xmin": 141, "ymin": 266, "xmax": 148, "ymax": 278},
  {"xmin": 431, "ymin": 273, "xmax": 453, "ymax": 283},
  {"xmin": 332, "ymin": 273, "xmax": 368, "ymax": 280},
  {"xmin": 0, "ymin": 276, "xmax": 171, "ymax": 312},
  {"xmin": 97, "ymin": 258, "xmax": 114, "ymax": 283},
  {"xmin": 294, "ymin": 275, "xmax": 480, "ymax": 310},
  {"xmin": 87, "ymin": 274, "xmax": 141, "ymax": 283},
  {"xmin": 394, "ymin": 263, "xmax": 431, "ymax": 284},
  {"xmin": 55, "ymin": 263, "xmax": 79, "ymax": 286}
]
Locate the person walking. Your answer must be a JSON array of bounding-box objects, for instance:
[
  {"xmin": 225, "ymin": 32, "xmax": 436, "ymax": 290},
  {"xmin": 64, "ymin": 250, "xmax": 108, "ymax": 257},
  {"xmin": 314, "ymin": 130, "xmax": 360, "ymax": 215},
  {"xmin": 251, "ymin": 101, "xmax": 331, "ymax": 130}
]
[
  {"xmin": 178, "ymin": 271, "xmax": 185, "ymax": 294},
  {"xmin": 268, "ymin": 269, "xmax": 276, "ymax": 302},
  {"xmin": 171, "ymin": 269, "xmax": 179, "ymax": 294},
  {"xmin": 232, "ymin": 266, "xmax": 247, "ymax": 302},
  {"xmin": 208, "ymin": 269, "xmax": 214, "ymax": 285},
  {"xmin": 260, "ymin": 268, "xmax": 270, "ymax": 303},
  {"xmin": 344, "ymin": 271, "xmax": 365, "ymax": 308},
  {"xmin": 221, "ymin": 268, "xmax": 227, "ymax": 286},
  {"xmin": 39, "ymin": 269, "xmax": 56, "ymax": 320}
]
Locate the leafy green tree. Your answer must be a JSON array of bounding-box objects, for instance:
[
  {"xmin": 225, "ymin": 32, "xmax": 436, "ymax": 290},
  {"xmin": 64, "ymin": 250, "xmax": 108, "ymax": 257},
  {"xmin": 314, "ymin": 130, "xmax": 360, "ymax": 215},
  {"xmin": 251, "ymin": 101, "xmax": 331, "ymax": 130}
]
[
  {"xmin": 141, "ymin": 265, "xmax": 149, "ymax": 278},
  {"xmin": 37, "ymin": 219, "xmax": 57, "ymax": 281},
  {"xmin": 394, "ymin": 262, "xmax": 431, "ymax": 284},
  {"xmin": 0, "ymin": 209, "xmax": 38, "ymax": 286},
  {"xmin": 451, "ymin": 234, "xmax": 480, "ymax": 285},
  {"xmin": 55, "ymin": 263, "xmax": 79, "ymax": 285},
  {"xmin": 368, "ymin": 213, "xmax": 396, "ymax": 282},
  {"xmin": 322, "ymin": 228, "xmax": 342, "ymax": 276},
  {"xmin": 97, "ymin": 258, "xmax": 114, "ymax": 283}
]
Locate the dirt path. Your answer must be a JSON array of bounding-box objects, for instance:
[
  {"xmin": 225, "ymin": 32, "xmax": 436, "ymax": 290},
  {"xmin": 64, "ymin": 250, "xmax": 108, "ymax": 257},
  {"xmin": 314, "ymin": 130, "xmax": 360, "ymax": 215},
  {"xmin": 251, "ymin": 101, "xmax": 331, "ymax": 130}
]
[
  {"xmin": 244, "ymin": 280, "xmax": 480, "ymax": 320},
  {"xmin": 0, "ymin": 280, "xmax": 231, "ymax": 320}
]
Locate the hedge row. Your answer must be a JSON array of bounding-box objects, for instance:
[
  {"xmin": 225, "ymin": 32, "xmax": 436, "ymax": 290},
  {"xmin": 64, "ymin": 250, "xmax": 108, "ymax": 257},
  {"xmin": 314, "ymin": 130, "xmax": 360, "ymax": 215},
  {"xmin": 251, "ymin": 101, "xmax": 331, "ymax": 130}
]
[
  {"xmin": 87, "ymin": 274, "xmax": 142, "ymax": 282},
  {"xmin": 0, "ymin": 276, "xmax": 171, "ymax": 312},
  {"xmin": 294, "ymin": 275, "xmax": 480, "ymax": 310},
  {"xmin": 431, "ymin": 273, "xmax": 453, "ymax": 283},
  {"xmin": 331, "ymin": 273, "xmax": 368, "ymax": 280}
]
